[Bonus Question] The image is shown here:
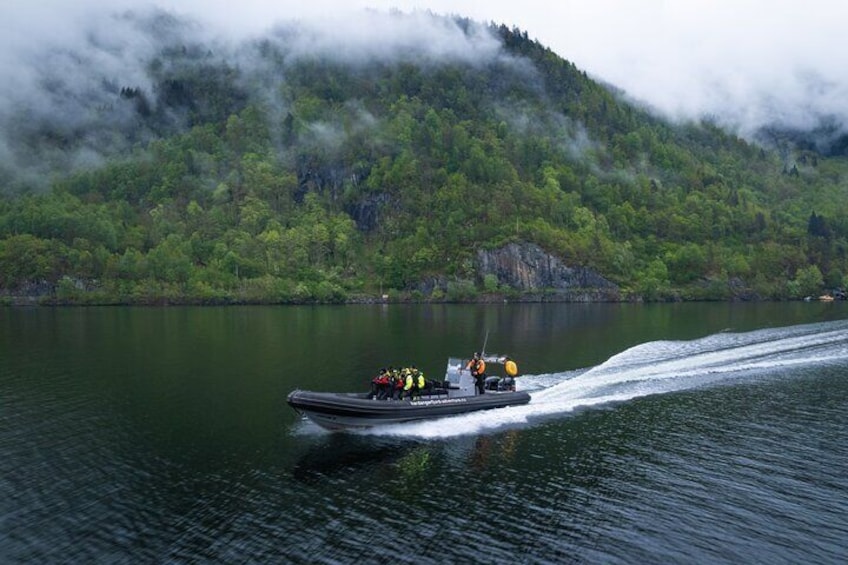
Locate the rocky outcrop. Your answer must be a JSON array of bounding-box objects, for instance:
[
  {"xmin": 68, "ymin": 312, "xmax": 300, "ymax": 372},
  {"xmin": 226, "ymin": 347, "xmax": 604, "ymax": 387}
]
[
  {"xmin": 344, "ymin": 192, "xmax": 393, "ymax": 232},
  {"xmin": 410, "ymin": 243, "xmax": 620, "ymax": 301},
  {"xmin": 294, "ymin": 155, "xmax": 391, "ymax": 232},
  {"xmin": 476, "ymin": 242, "xmax": 618, "ymax": 293}
]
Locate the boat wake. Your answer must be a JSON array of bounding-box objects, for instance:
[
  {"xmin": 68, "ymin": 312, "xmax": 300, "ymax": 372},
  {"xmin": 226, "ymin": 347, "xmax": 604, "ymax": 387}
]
[{"xmin": 364, "ymin": 319, "xmax": 848, "ymax": 439}]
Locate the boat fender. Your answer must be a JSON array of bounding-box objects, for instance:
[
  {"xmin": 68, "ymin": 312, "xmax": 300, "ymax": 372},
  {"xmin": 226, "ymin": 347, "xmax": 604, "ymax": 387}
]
[{"xmin": 505, "ymin": 360, "xmax": 518, "ymax": 376}]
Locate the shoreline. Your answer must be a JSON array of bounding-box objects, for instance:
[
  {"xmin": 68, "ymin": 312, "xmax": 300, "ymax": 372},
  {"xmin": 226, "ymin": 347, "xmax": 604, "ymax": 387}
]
[
  {"xmin": 4, "ymin": 282, "xmax": 844, "ymax": 307},
  {"xmin": 4, "ymin": 292, "xmax": 833, "ymax": 307}
]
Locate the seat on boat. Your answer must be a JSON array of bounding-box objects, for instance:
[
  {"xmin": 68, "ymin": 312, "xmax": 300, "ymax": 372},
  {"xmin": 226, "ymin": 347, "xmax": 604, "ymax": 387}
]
[{"xmin": 422, "ymin": 386, "xmax": 448, "ymax": 398}]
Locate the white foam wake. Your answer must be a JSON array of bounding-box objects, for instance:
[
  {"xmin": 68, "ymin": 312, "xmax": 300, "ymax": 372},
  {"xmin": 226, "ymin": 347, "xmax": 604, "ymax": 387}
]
[{"xmin": 364, "ymin": 320, "xmax": 848, "ymax": 439}]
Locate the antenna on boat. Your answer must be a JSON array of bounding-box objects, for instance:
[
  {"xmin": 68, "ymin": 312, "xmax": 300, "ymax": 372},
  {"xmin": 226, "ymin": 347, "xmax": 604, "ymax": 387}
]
[{"xmin": 481, "ymin": 330, "xmax": 489, "ymax": 357}]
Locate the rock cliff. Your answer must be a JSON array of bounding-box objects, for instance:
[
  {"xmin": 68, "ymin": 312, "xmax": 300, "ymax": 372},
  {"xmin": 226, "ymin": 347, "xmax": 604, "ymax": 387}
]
[{"xmin": 476, "ymin": 242, "xmax": 618, "ymax": 294}]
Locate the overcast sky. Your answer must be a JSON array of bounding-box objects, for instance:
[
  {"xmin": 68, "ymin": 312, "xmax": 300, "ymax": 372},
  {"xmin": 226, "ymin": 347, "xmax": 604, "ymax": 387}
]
[{"xmin": 3, "ymin": 0, "xmax": 848, "ymax": 136}]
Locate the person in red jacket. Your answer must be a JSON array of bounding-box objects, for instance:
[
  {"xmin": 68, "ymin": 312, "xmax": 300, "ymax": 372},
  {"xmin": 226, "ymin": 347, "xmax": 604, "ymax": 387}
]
[
  {"xmin": 375, "ymin": 368, "xmax": 391, "ymax": 399},
  {"xmin": 368, "ymin": 369, "xmax": 384, "ymax": 399}
]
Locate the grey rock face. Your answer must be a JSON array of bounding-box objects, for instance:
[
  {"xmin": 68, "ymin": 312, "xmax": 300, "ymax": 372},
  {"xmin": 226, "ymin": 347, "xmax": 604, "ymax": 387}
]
[{"xmin": 476, "ymin": 242, "xmax": 617, "ymax": 291}]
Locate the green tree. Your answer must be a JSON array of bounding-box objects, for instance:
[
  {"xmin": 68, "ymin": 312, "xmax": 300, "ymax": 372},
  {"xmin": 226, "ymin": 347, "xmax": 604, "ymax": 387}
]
[
  {"xmin": 0, "ymin": 235, "xmax": 61, "ymax": 289},
  {"xmin": 792, "ymin": 265, "xmax": 824, "ymax": 298}
]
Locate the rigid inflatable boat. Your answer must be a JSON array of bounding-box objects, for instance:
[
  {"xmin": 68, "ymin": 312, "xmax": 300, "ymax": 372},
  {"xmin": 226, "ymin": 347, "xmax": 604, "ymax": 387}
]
[{"xmin": 287, "ymin": 356, "xmax": 529, "ymax": 431}]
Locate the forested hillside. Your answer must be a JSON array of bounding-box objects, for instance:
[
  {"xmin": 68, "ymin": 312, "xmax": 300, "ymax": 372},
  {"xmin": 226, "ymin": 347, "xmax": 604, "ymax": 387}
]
[{"xmin": 1, "ymin": 11, "xmax": 847, "ymax": 304}]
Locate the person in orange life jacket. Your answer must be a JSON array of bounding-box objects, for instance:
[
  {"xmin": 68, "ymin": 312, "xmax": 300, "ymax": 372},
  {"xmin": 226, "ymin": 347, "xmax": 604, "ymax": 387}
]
[{"xmin": 467, "ymin": 352, "xmax": 486, "ymax": 395}]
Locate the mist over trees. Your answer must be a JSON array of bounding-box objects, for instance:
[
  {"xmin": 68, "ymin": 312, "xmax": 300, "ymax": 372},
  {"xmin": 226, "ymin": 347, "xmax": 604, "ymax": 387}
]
[{"xmin": 1, "ymin": 9, "xmax": 847, "ymax": 304}]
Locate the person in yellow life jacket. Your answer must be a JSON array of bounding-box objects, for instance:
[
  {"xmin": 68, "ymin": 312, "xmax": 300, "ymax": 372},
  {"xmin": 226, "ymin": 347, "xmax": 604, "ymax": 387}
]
[
  {"xmin": 412, "ymin": 366, "xmax": 426, "ymax": 394},
  {"xmin": 403, "ymin": 368, "xmax": 415, "ymax": 399},
  {"xmin": 402, "ymin": 367, "xmax": 427, "ymax": 399},
  {"xmin": 500, "ymin": 357, "xmax": 518, "ymax": 391}
]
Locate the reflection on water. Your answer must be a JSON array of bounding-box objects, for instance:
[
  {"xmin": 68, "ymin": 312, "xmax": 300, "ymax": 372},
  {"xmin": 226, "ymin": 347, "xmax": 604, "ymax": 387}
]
[{"xmin": 291, "ymin": 435, "xmax": 411, "ymax": 483}]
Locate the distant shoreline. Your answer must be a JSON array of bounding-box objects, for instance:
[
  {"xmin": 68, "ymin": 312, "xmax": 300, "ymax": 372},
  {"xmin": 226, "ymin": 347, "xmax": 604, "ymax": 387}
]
[
  {"xmin": 4, "ymin": 281, "xmax": 845, "ymax": 307},
  {"xmin": 5, "ymin": 292, "xmax": 834, "ymax": 307}
]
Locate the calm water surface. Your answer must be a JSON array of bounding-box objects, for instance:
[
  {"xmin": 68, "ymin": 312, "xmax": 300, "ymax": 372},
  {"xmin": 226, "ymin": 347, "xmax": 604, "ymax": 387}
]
[{"xmin": 2, "ymin": 303, "xmax": 847, "ymax": 563}]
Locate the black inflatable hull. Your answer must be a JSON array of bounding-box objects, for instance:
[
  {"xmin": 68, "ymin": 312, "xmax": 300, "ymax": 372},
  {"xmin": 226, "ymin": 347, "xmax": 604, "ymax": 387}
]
[{"xmin": 287, "ymin": 389, "xmax": 531, "ymax": 430}]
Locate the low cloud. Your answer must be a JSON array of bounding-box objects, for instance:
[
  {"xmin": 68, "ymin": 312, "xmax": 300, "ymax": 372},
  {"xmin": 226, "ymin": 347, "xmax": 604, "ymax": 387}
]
[
  {"xmin": 266, "ymin": 10, "xmax": 501, "ymax": 65},
  {"xmin": 0, "ymin": 4, "xmax": 510, "ymax": 189},
  {"xmin": 4, "ymin": 0, "xmax": 845, "ymax": 190},
  {"xmin": 545, "ymin": 1, "xmax": 848, "ymax": 141}
]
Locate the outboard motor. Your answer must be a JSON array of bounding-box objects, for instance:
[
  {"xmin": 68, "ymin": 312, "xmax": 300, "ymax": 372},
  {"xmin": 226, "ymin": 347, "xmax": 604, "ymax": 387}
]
[
  {"xmin": 484, "ymin": 376, "xmax": 501, "ymax": 391},
  {"xmin": 498, "ymin": 376, "xmax": 516, "ymax": 391}
]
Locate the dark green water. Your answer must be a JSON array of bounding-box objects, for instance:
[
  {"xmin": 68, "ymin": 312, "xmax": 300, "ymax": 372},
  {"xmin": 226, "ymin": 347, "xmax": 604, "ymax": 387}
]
[{"xmin": 2, "ymin": 303, "xmax": 847, "ymax": 563}]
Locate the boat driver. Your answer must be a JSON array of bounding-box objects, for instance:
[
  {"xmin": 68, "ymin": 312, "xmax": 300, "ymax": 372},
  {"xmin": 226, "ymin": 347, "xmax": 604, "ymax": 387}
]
[{"xmin": 467, "ymin": 353, "xmax": 486, "ymax": 395}]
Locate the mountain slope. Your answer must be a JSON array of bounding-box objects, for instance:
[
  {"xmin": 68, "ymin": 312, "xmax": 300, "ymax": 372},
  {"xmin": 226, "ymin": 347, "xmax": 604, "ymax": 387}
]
[{"xmin": 1, "ymin": 10, "xmax": 847, "ymax": 303}]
